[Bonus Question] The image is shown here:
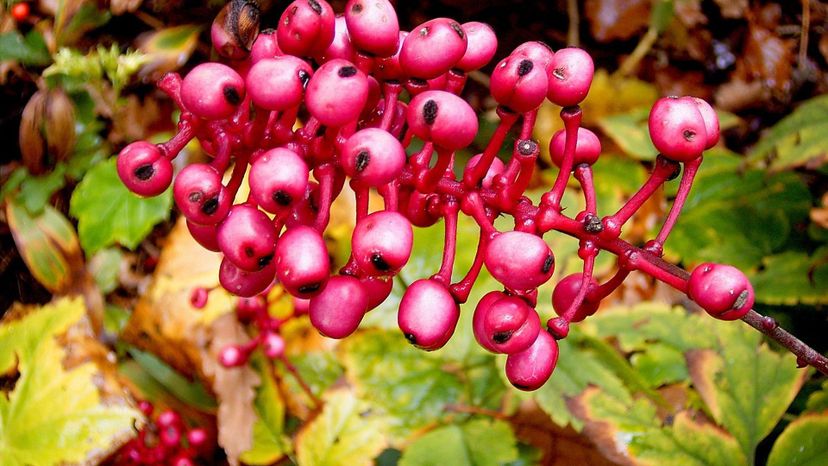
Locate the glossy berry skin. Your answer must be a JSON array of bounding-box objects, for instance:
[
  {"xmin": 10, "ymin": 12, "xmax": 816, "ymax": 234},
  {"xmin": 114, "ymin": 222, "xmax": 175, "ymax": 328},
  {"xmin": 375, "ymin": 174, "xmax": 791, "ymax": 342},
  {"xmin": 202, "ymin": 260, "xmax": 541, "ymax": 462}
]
[
  {"xmin": 219, "ymin": 257, "xmax": 276, "ymax": 297},
  {"xmin": 275, "ymin": 225, "xmax": 331, "ymax": 298},
  {"xmin": 246, "ymin": 56, "xmax": 313, "ymax": 111},
  {"xmin": 181, "ymin": 63, "xmax": 245, "ymax": 120},
  {"xmin": 512, "ymin": 41, "xmax": 555, "ymax": 75},
  {"xmin": 217, "ymin": 204, "xmax": 278, "ymax": 271},
  {"xmin": 262, "ymin": 332, "xmax": 286, "ymax": 358},
  {"xmin": 398, "ymin": 279, "xmax": 459, "ymax": 351},
  {"xmin": 309, "ymin": 275, "xmax": 368, "ymax": 338},
  {"xmin": 351, "ymin": 211, "xmax": 413, "ymax": 276},
  {"xmin": 190, "ymin": 287, "xmax": 209, "ymax": 309},
  {"xmin": 473, "ymin": 291, "xmax": 509, "ymax": 352},
  {"xmin": 545, "ymin": 47, "xmax": 594, "ymax": 107},
  {"xmin": 484, "ymin": 231, "xmax": 555, "ymax": 291},
  {"xmin": 345, "ymin": 0, "xmax": 400, "ymax": 57},
  {"xmin": 218, "ymin": 344, "xmax": 249, "ymax": 367},
  {"xmin": 320, "ymin": 16, "xmax": 357, "ymax": 63},
  {"xmin": 549, "ymin": 127, "xmax": 602, "ymax": 168},
  {"xmin": 407, "ymin": 90, "xmax": 478, "ymax": 150},
  {"xmin": 173, "ymin": 163, "xmax": 231, "ymax": 225},
  {"xmin": 481, "ymin": 295, "xmax": 541, "ymax": 354},
  {"xmin": 360, "ymin": 275, "xmax": 393, "ymax": 311},
  {"xmin": 466, "ymin": 154, "xmax": 505, "ymax": 189},
  {"xmin": 340, "ymin": 128, "xmax": 406, "ymax": 186},
  {"xmin": 236, "ymin": 295, "xmax": 266, "ymax": 322},
  {"xmin": 117, "ymin": 141, "xmax": 173, "ymax": 197},
  {"xmin": 505, "ymin": 330, "xmax": 558, "ymax": 391},
  {"xmin": 688, "ymin": 263, "xmax": 754, "ymax": 320},
  {"xmin": 249, "ymin": 147, "xmax": 309, "ymax": 213},
  {"xmin": 277, "ymin": 0, "xmax": 336, "ymax": 57},
  {"xmin": 400, "ymin": 18, "xmax": 467, "ymax": 79},
  {"xmin": 456, "ymin": 22, "xmax": 497, "ymax": 72},
  {"xmin": 11, "ymin": 2, "xmax": 29, "ymax": 22},
  {"xmin": 249, "ymin": 29, "xmax": 283, "ymax": 63},
  {"xmin": 490, "ymin": 55, "xmax": 548, "ymax": 113},
  {"xmin": 648, "ymin": 96, "xmax": 707, "ymax": 162},
  {"xmin": 305, "ymin": 59, "xmax": 369, "ymax": 127},
  {"xmin": 373, "ymin": 31, "xmax": 406, "ymax": 81},
  {"xmin": 399, "ymin": 189, "xmax": 440, "ymax": 227},
  {"xmin": 187, "ymin": 220, "xmax": 220, "ymax": 252},
  {"xmin": 683, "ymin": 96, "xmax": 720, "ymax": 149},
  {"xmin": 156, "ymin": 410, "xmax": 183, "ymax": 430},
  {"xmin": 551, "ymin": 274, "xmax": 600, "ymax": 322}
]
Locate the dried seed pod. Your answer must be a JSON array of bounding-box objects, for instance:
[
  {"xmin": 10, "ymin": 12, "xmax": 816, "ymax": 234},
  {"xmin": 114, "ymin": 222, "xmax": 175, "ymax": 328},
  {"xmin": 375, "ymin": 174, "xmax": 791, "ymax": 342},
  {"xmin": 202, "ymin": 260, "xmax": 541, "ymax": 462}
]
[
  {"xmin": 19, "ymin": 88, "xmax": 76, "ymax": 175},
  {"xmin": 211, "ymin": 0, "xmax": 261, "ymax": 60}
]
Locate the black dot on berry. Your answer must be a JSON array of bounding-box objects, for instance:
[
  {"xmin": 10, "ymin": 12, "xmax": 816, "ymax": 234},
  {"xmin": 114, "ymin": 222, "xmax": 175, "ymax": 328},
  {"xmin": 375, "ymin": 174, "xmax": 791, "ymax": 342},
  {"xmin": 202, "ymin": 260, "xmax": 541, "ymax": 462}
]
[
  {"xmin": 517, "ymin": 59, "xmax": 534, "ymax": 76},
  {"xmin": 257, "ymin": 254, "xmax": 273, "ymax": 269},
  {"xmin": 201, "ymin": 196, "xmax": 220, "ymax": 215},
  {"xmin": 261, "ymin": 28, "xmax": 275, "ymax": 35},
  {"xmin": 404, "ymin": 332, "xmax": 418, "ymax": 345},
  {"xmin": 188, "ymin": 192, "xmax": 202, "ymax": 203},
  {"xmin": 134, "ymin": 164, "xmax": 155, "ymax": 181},
  {"xmin": 298, "ymin": 70, "xmax": 310, "ymax": 89},
  {"xmin": 683, "ymin": 129, "xmax": 696, "ymax": 141},
  {"xmin": 542, "ymin": 254, "xmax": 555, "ymax": 274},
  {"xmin": 355, "ymin": 151, "xmax": 370, "ymax": 172},
  {"xmin": 552, "ymin": 67, "xmax": 566, "ymax": 81},
  {"xmin": 518, "ymin": 140, "xmax": 537, "ymax": 155},
  {"xmin": 273, "ymin": 190, "xmax": 293, "ymax": 206},
  {"xmin": 244, "ymin": 246, "xmax": 255, "ymax": 257},
  {"xmin": 298, "ymin": 282, "xmax": 321, "ymax": 294},
  {"xmin": 308, "ymin": 0, "xmax": 322, "ymax": 15},
  {"xmin": 513, "ymin": 383, "xmax": 530, "ymax": 390},
  {"xmin": 423, "ymin": 100, "xmax": 438, "ymax": 125},
  {"xmin": 338, "ymin": 66, "xmax": 358, "ymax": 78},
  {"xmin": 223, "ymin": 86, "xmax": 242, "ymax": 105},
  {"xmin": 418, "ymin": 26, "xmax": 430, "ymax": 37},
  {"xmin": 371, "ymin": 253, "xmax": 390, "ymax": 271},
  {"xmin": 449, "ymin": 22, "xmax": 464, "ymax": 39},
  {"xmin": 351, "ymin": 2, "xmax": 362, "ymax": 13},
  {"xmin": 492, "ymin": 331, "xmax": 513, "ymax": 344},
  {"xmin": 733, "ymin": 290, "xmax": 750, "ymax": 310}
]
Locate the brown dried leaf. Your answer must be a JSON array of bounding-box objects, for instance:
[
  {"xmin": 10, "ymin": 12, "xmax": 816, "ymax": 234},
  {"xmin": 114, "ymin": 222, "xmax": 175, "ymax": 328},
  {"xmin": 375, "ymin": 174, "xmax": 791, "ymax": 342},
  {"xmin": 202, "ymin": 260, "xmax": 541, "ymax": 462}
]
[
  {"xmin": 820, "ymin": 33, "xmax": 828, "ymax": 64},
  {"xmin": 201, "ymin": 312, "xmax": 260, "ymax": 466},
  {"xmin": 713, "ymin": 0, "xmax": 747, "ymax": 19},
  {"xmin": 714, "ymin": 78, "xmax": 769, "ymax": 112},
  {"xmin": 742, "ymin": 22, "xmax": 795, "ymax": 92},
  {"xmin": 674, "ymin": 0, "xmax": 707, "ymax": 28},
  {"xmin": 110, "ymin": 0, "xmax": 143, "ymax": 15},
  {"xmin": 811, "ymin": 193, "xmax": 828, "ymax": 229},
  {"xmin": 585, "ymin": 0, "xmax": 650, "ymax": 42}
]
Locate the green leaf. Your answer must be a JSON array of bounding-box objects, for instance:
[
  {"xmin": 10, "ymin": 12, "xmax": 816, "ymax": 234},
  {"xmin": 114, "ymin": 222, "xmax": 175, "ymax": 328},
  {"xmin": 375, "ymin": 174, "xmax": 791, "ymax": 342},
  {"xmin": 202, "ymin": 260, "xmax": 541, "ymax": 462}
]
[
  {"xmin": 649, "ymin": 0, "xmax": 675, "ymax": 33},
  {"xmin": 749, "ymin": 94, "xmax": 828, "ymax": 171},
  {"xmin": 806, "ymin": 381, "xmax": 828, "ymax": 413},
  {"xmin": 665, "ymin": 151, "xmax": 811, "ymax": 269},
  {"xmin": 103, "ymin": 304, "xmax": 130, "ymax": 335},
  {"xmin": 400, "ymin": 419, "xmax": 518, "ymax": 466},
  {"xmin": 295, "ymin": 389, "xmax": 387, "ymax": 466},
  {"xmin": 280, "ymin": 350, "xmax": 344, "ymax": 402},
  {"xmin": 17, "ymin": 164, "xmax": 67, "ymax": 215},
  {"xmin": 0, "ymin": 298, "xmax": 141, "ymax": 465},
  {"xmin": 748, "ymin": 249, "xmax": 828, "ymax": 305},
  {"xmin": 767, "ymin": 411, "xmax": 828, "ymax": 466},
  {"xmin": 686, "ymin": 323, "xmax": 806, "ymax": 464},
  {"xmin": 339, "ymin": 330, "xmax": 464, "ymax": 437},
  {"xmin": 0, "ymin": 30, "xmax": 51, "ymax": 66},
  {"xmin": 597, "ymin": 108, "xmax": 658, "ymax": 160},
  {"xmin": 590, "ymin": 154, "xmax": 648, "ymax": 216},
  {"xmin": 70, "ymin": 157, "xmax": 172, "ymax": 254},
  {"xmin": 137, "ymin": 25, "xmax": 201, "ymax": 77},
  {"xmin": 59, "ymin": 3, "xmax": 111, "ymax": 46},
  {"xmin": 0, "ymin": 167, "xmax": 27, "ymax": 202},
  {"xmin": 89, "ymin": 247, "xmax": 123, "ymax": 294},
  {"xmin": 241, "ymin": 356, "xmax": 289, "ymax": 465},
  {"xmin": 128, "ymin": 348, "xmax": 217, "ymax": 411}
]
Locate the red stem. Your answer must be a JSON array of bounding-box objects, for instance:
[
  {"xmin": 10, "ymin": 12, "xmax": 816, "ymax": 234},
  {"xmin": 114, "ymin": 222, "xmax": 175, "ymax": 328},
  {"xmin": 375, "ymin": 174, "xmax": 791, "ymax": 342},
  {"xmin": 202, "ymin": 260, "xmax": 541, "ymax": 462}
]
[
  {"xmin": 462, "ymin": 108, "xmax": 519, "ymax": 189},
  {"xmin": 433, "ymin": 197, "xmax": 460, "ymax": 285},
  {"xmin": 543, "ymin": 106, "xmax": 582, "ymax": 209},
  {"xmin": 652, "ymin": 156, "xmax": 702, "ymax": 253}
]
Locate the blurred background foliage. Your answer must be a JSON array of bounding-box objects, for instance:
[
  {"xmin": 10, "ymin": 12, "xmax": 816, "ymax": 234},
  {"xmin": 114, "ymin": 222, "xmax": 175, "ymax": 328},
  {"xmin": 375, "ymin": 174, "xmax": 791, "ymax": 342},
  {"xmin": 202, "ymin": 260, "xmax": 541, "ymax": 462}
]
[{"xmin": 0, "ymin": 0, "xmax": 827, "ymax": 465}]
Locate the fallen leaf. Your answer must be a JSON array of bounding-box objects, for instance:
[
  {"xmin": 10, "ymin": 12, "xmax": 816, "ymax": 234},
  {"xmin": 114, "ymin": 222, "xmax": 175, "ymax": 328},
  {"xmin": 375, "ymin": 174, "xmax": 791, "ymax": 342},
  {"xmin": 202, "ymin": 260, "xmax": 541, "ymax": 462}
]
[
  {"xmin": 741, "ymin": 22, "xmax": 795, "ymax": 93},
  {"xmin": 713, "ymin": 0, "xmax": 747, "ymax": 19},
  {"xmin": 585, "ymin": 0, "xmax": 650, "ymax": 42}
]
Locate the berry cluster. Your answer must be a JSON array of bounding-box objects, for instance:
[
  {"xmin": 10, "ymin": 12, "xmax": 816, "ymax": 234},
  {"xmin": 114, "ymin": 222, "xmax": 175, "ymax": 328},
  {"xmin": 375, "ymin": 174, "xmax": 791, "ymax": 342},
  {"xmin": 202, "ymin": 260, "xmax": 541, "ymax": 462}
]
[
  {"xmin": 115, "ymin": 402, "xmax": 211, "ymax": 465},
  {"xmin": 118, "ymin": 0, "xmax": 756, "ymax": 390}
]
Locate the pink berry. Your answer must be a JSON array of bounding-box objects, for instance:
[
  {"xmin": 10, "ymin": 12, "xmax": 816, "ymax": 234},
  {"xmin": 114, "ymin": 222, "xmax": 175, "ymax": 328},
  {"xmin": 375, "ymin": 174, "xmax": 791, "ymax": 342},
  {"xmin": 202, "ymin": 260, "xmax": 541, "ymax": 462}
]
[
  {"xmin": 490, "ymin": 54, "xmax": 549, "ymax": 113},
  {"xmin": 687, "ymin": 263, "xmax": 754, "ymax": 320},
  {"xmin": 275, "ymin": 225, "xmax": 331, "ymax": 298},
  {"xmin": 190, "ymin": 287, "xmax": 209, "ymax": 309},
  {"xmin": 181, "ymin": 63, "xmax": 245, "ymax": 120},
  {"xmin": 466, "ymin": 154, "xmax": 505, "ymax": 189},
  {"xmin": 373, "ymin": 31, "xmax": 406, "ymax": 81},
  {"xmin": 548, "ymin": 127, "xmax": 602, "ymax": 168},
  {"xmin": 186, "ymin": 427, "xmax": 209, "ymax": 452},
  {"xmin": 360, "ymin": 275, "xmax": 393, "ymax": 310},
  {"xmin": 249, "ymin": 28, "xmax": 282, "ymax": 63},
  {"xmin": 351, "ymin": 211, "xmax": 413, "ymax": 276},
  {"xmin": 473, "ymin": 291, "xmax": 509, "ymax": 353},
  {"xmin": 217, "ymin": 204, "xmax": 277, "ymax": 272},
  {"xmin": 293, "ymin": 297, "xmax": 310, "ymax": 315},
  {"xmin": 551, "ymin": 274, "xmax": 600, "ymax": 322},
  {"xmin": 219, "ymin": 257, "xmax": 276, "ymax": 297},
  {"xmin": 682, "ymin": 96, "xmax": 720, "ymax": 149},
  {"xmin": 262, "ymin": 332, "xmax": 286, "ymax": 358},
  {"xmin": 246, "ymin": 56, "xmax": 312, "ymax": 111},
  {"xmin": 173, "ymin": 163, "xmax": 231, "ymax": 225},
  {"xmin": 277, "ymin": 0, "xmax": 335, "ymax": 57},
  {"xmin": 399, "ymin": 189, "xmax": 440, "ymax": 227},
  {"xmin": 484, "ymin": 231, "xmax": 555, "ymax": 291},
  {"xmin": 481, "ymin": 295, "xmax": 541, "ymax": 354},
  {"xmin": 309, "ymin": 275, "xmax": 368, "ymax": 338},
  {"xmin": 159, "ymin": 423, "xmax": 182, "ymax": 449},
  {"xmin": 455, "ymin": 22, "xmax": 497, "ymax": 72},
  {"xmin": 171, "ymin": 454, "xmax": 195, "ymax": 466},
  {"xmin": 138, "ymin": 400, "xmax": 154, "ymax": 417},
  {"xmin": 305, "ymin": 59, "xmax": 369, "ymax": 127},
  {"xmin": 156, "ymin": 409, "xmax": 183, "ymax": 429},
  {"xmin": 187, "ymin": 220, "xmax": 220, "ymax": 252},
  {"xmin": 512, "ymin": 41, "xmax": 555, "ymax": 75},
  {"xmin": 400, "ymin": 18, "xmax": 467, "ymax": 79},
  {"xmin": 407, "ymin": 90, "xmax": 478, "ymax": 150},
  {"xmin": 340, "ymin": 128, "xmax": 405, "ymax": 186},
  {"xmin": 249, "ymin": 147, "xmax": 309, "ymax": 213},
  {"xmin": 344, "ymin": 0, "xmax": 400, "ymax": 57},
  {"xmin": 545, "ymin": 47, "xmax": 594, "ymax": 107},
  {"xmin": 117, "ymin": 141, "xmax": 173, "ymax": 197},
  {"xmin": 648, "ymin": 96, "xmax": 707, "ymax": 162},
  {"xmin": 398, "ymin": 278, "xmax": 459, "ymax": 351},
  {"xmin": 319, "ymin": 15, "xmax": 357, "ymax": 63},
  {"xmin": 505, "ymin": 330, "xmax": 558, "ymax": 391},
  {"xmin": 218, "ymin": 344, "xmax": 249, "ymax": 367},
  {"xmin": 236, "ymin": 295, "xmax": 266, "ymax": 321}
]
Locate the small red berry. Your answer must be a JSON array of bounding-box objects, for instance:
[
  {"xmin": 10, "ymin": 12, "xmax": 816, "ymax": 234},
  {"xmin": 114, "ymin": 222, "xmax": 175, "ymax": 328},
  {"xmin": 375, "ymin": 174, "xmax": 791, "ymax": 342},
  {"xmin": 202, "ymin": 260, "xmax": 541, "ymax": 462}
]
[{"xmin": 11, "ymin": 2, "xmax": 29, "ymax": 22}]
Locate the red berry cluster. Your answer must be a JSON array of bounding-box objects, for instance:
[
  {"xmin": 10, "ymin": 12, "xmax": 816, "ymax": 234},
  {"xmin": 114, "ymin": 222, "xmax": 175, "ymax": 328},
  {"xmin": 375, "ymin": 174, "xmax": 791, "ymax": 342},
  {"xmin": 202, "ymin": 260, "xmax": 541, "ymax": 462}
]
[
  {"xmin": 115, "ymin": 402, "xmax": 211, "ymax": 465},
  {"xmin": 118, "ymin": 0, "xmax": 756, "ymax": 390}
]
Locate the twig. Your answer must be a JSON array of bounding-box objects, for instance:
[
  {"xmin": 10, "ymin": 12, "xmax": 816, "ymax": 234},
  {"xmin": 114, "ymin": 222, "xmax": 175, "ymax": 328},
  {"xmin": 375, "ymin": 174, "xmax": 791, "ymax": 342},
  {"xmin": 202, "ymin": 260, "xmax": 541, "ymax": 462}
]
[
  {"xmin": 616, "ymin": 27, "xmax": 659, "ymax": 77},
  {"xmin": 566, "ymin": 0, "xmax": 580, "ymax": 47},
  {"xmin": 278, "ymin": 356, "xmax": 322, "ymax": 408},
  {"xmin": 446, "ymin": 404, "xmax": 509, "ymax": 420},
  {"xmin": 800, "ymin": 0, "xmax": 811, "ymax": 71}
]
